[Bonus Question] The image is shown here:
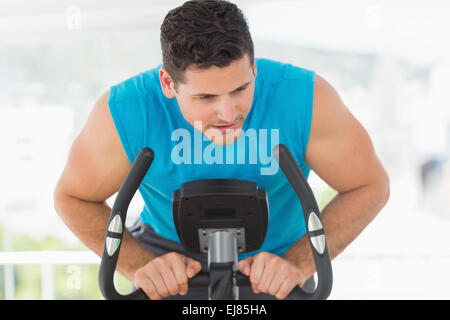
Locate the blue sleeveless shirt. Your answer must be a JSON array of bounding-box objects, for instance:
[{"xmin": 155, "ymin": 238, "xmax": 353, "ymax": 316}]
[{"xmin": 108, "ymin": 58, "xmax": 315, "ymax": 259}]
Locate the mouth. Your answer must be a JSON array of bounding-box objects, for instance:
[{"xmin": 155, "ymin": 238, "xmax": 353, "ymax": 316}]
[{"xmin": 210, "ymin": 121, "xmax": 239, "ymax": 132}]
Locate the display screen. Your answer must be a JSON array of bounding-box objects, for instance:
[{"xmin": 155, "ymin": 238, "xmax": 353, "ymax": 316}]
[{"xmin": 204, "ymin": 208, "xmax": 235, "ymax": 218}]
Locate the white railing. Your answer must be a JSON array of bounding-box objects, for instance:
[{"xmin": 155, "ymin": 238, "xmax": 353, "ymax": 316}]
[{"xmin": 0, "ymin": 251, "xmax": 100, "ymax": 300}]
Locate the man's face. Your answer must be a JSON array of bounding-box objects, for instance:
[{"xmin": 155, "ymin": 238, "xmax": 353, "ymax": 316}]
[{"xmin": 160, "ymin": 54, "xmax": 257, "ymax": 145}]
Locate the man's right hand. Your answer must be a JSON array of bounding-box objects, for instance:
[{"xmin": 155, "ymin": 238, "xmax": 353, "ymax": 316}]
[{"xmin": 133, "ymin": 252, "xmax": 202, "ymax": 300}]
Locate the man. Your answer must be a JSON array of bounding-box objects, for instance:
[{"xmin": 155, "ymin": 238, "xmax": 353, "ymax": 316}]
[{"xmin": 53, "ymin": 0, "xmax": 390, "ymax": 300}]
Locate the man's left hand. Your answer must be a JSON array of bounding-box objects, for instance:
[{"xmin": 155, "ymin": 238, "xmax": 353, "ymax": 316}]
[{"xmin": 238, "ymin": 252, "xmax": 305, "ymax": 300}]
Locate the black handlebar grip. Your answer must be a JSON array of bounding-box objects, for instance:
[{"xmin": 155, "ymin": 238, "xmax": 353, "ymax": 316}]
[
  {"xmin": 235, "ymin": 271, "xmax": 317, "ymax": 300},
  {"xmin": 99, "ymin": 148, "xmax": 154, "ymax": 300},
  {"xmin": 189, "ymin": 271, "xmax": 319, "ymax": 300},
  {"xmin": 272, "ymin": 144, "xmax": 333, "ymax": 300}
]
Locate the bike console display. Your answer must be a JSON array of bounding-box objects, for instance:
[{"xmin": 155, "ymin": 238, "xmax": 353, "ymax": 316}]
[{"xmin": 173, "ymin": 179, "xmax": 268, "ymax": 254}]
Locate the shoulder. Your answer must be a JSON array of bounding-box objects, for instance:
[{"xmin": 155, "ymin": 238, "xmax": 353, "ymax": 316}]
[
  {"xmin": 310, "ymin": 73, "xmax": 350, "ymax": 140},
  {"xmin": 255, "ymin": 58, "xmax": 314, "ymax": 84},
  {"xmin": 109, "ymin": 64, "xmax": 163, "ymax": 104}
]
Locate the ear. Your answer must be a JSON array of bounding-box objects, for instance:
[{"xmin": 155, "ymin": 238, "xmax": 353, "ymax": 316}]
[
  {"xmin": 159, "ymin": 67, "xmax": 177, "ymax": 99},
  {"xmin": 252, "ymin": 60, "xmax": 257, "ymax": 78}
]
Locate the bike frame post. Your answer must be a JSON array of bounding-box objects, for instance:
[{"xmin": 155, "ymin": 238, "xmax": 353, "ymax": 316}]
[{"xmin": 208, "ymin": 230, "xmax": 238, "ymax": 300}]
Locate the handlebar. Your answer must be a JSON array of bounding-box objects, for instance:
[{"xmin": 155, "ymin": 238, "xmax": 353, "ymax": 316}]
[
  {"xmin": 99, "ymin": 145, "xmax": 333, "ymax": 300},
  {"xmin": 98, "ymin": 148, "xmax": 154, "ymax": 300},
  {"xmin": 188, "ymin": 271, "xmax": 315, "ymax": 300},
  {"xmin": 272, "ymin": 144, "xmax": 333, "ymax": 300}
]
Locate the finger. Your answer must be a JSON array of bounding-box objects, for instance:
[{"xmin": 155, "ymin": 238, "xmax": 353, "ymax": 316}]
[
  {"xmin": 267, "ymin": 268, "xmax": 287, "ymax": 297},
  {"xmin": 257, "ymin": 263, "xmax": 276, "ymax": 293},
  {"xmin": 156, "ymin": 258, "xmax": 181, "ymax": 296},
  {"xmin": 276, "ymin": 277, "xmax": 297, "ymax": 300},
  {"xmin": 238, "ymin": 257, "xmax": 253, "ymax": 276},
  {"xmin": 249, "ymin": 257, "xmax": 265, "ymax": 294},
  {"xmin": 185, "ymin": 258, "xmax": 202, "ymax": 278},
  {"xmin": 169, "ymin": 255, "xmax": 190, "ymax": 295},
  {"xmin": 147, "ymin": 260, "xmax": 170, "ymax": 298},
  {"xmin": 135, "ymin": 269, "xmax": 161, "ymax": 300}
]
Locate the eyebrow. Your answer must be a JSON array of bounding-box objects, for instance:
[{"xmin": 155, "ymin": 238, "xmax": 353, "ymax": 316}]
[{"xmin": 191, "ymin": 81, "xmax": 252, "ymax": 97}]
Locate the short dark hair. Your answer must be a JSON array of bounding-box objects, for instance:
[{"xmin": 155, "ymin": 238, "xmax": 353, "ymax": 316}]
[{"xmin": 160, "ymin": 0, "xmax": 254, "ymax": 88}]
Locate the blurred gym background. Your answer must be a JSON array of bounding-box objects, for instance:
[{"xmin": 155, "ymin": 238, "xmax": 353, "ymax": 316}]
[{"xmin": 0, "ymin": 0, "xmax": 449, "ymax": 299}]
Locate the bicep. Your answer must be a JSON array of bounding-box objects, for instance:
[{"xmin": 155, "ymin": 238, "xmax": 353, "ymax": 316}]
[
  {"xmin": 55, "ymin": 90, "xmax": 131, "ymax": 203},
  {"xmin": 305, "ymin": 75, "xmax": 389, "ymax": 193}
]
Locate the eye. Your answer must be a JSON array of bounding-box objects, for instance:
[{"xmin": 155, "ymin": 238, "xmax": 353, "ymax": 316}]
[
  {"xmin": 199, "ymin": 95, "xmax": 213, "ymax": 100},
  {"xmin": 232, "ymin": 87, "xmax": 247, "ymax": 95}
]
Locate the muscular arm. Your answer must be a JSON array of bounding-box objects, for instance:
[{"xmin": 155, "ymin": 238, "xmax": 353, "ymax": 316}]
[
  {"xmin": 53, "ymin": 91, "xmax": 156, "ymax": 281},
  {"xmin": 281, "ymin": 74, "xmax": 390, "ymax": 284}
]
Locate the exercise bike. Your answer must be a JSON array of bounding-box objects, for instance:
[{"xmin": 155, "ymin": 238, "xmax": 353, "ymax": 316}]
[{"xmin": 99, "ymin": 144, "xmax": 333, "ymax": 300}]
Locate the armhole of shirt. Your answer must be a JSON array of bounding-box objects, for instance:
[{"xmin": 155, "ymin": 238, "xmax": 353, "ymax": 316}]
[
  {"xmin": 108, "ymin": 85, "xmax": 135, "ymax": 164},
  {"xmin": 302, "ymin": 70, "xmax": 315, "ymax": 160}
]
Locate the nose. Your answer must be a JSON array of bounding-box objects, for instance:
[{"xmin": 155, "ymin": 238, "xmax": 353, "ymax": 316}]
[{"xmin": 216, "ymin": 95, "xmax": 237, "ymax": 123}]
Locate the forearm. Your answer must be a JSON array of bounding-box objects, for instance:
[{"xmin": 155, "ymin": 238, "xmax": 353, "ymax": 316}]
[
  {"xmin": 282, "ymin": 181, "xmax": 389, "ymax": 285},
  {"xmin": 55, "ymin": 195, "xmax": 155, "ymax": 281}
]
